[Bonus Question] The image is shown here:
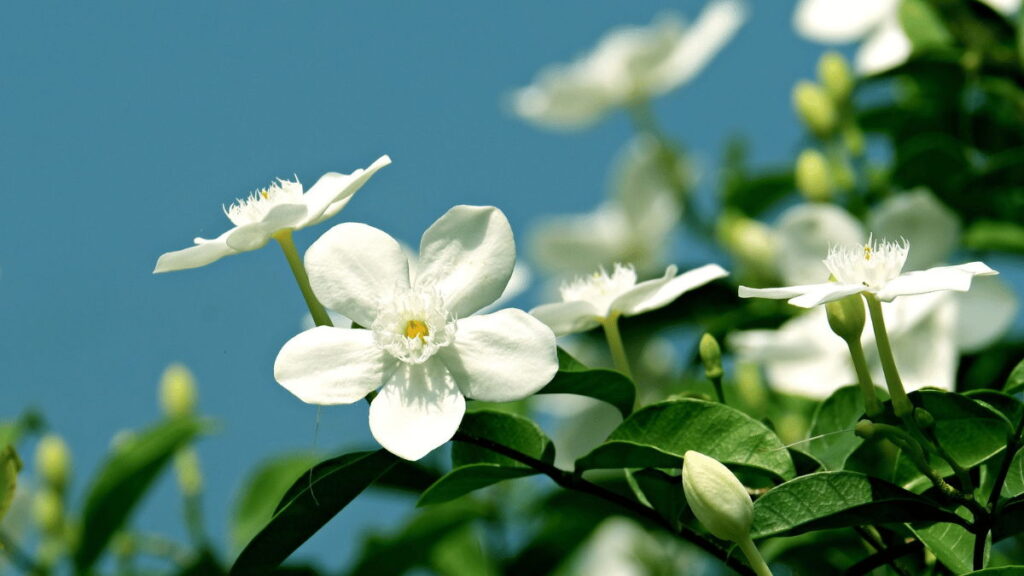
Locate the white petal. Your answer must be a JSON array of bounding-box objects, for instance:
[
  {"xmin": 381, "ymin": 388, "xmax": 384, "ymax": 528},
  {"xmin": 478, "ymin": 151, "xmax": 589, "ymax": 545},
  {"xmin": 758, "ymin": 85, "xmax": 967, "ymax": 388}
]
[
  {"xmin": 530, "ymin": 205, "xmax": 646, "ymax": 275},
  {"xmin": 650, "ymin": 0, "xmax": 746, "ymax": 94},
  {"xmin": 304, "ymin": 155, "xmax": 392, "ymax": 227},
  {"xmin": 954, "ymin": 275, "xmax": 1018, "ymax": 353},
  {"xmin": 417, "ymin": 206, "xmax": 515, "ymax": 318},
  {"xmin": 480, "ymin": 262, "xmax": 532, "ymax": 314},
  {"xmin": 855, "ymin": 15, "xmax": 911, "ymax": 75},
  {"xmin": 793, "ymin": 0, "xmax": 897, "ymax": 43},
  {"xmin": 438, "ymin": 309, "xmax": 558, "ymax": 402},
  {"xmin": 868, "ymin": 189, "xmax": 960, "ymax": 270},
  {"xmin": 738, "ymin": 282, "xmax": 835, "ymax": 300},
  {"xmin": 876, "ymin": 262, "xmax": 997, "ymax": 301},
  {"xmin": 980, "ymin": 0, "xmax": 1021, "ymax": 14},
  {"xmin": 776, "ymin": 203, "xmax": 863, "ymax": 285},
  {"xmin": 305, "ymin": 223, "xmax": 411, "ymax": 328},
  {"xmin": 224, "ymin": 203, "xmax": 309, "ymax": 251},
  {"xmin": 153, "ymin": 233, "xmax": 237, "ymax": 273},
  {"xmin": 368, "ymin": 359, "xmax": 466, "ymax": 461},
  {"xmin": 886, "ymin": 297, "xmax": 958, "ymax": 392},
  {"xmin": 274, "ymin": 327, "xmax": 390, "ymax": 405},
  {"xmin": 788, "ymin": 283, "xmax": 866, "ymax": 308},
  {"xmin": 614, "ymin": 264, "xmax": 728, "ymax": 317},
  {"xmin": 530, "ymin": 300, "xmax": 603, "ymax": 336}
]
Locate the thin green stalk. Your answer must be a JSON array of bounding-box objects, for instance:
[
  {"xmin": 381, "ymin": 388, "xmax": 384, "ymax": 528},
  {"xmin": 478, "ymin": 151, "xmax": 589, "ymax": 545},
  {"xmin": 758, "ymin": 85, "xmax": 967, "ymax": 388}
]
[
  {"xmin": 845, "ymin": 338, "xmax": 882, "ymax": 417},
  {"xmin": 737, "ymin": 536, "xmax": 773, "ymax": 576},
  {"xmin": 862, "ymin": 294, "xmax": 912, "ymax": 417},
  {"xmin": 602, "ymin": 314, "xmax": 634, "ymax": 381},
  {"xmin": 274, "ymin": 229, "xmax": 332, "ymax": 327}
]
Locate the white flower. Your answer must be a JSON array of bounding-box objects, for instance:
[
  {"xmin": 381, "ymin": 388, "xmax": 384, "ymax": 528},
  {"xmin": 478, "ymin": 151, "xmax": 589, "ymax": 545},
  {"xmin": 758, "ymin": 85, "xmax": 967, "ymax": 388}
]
[
  {"xmin": 512, "ymin": 0, "xmax": 746, "ymax": 130},
  {"xmin": 531, "ymin": 263, "xmax": 728, "ymax": 336},
  {"xmin": 682, "ymin": 451, "xmax": 753, "ymax": 543},
  {"xmin": 793, "ymin": 0, "xmax": 1020, "ymax": 75},
  {"xmin": 153, "ymin": 155, "xmax": 391, "ymax": 273},
  {"xmin": 274, "ymin": 206, "xmax": 558, "ymax": 461},
  {"xmin": 739, "ymin": 237, "xmax": 996, "ymax": 308}
]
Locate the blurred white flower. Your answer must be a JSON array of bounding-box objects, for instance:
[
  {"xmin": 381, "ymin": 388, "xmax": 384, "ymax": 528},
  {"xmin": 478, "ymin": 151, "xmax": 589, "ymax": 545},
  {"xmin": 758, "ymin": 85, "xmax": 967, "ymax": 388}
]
[
  {"xmin": 274, "ymin": 206, "xmax": 557, "ymax": 461},
  {"xmin": 531, "ymin": 262, "xmax": 728, "ymax": 336},
  {"xmin": 154, "ymin": 155, "xmax": 390, "ymax": 273},
  {"xmin": 793, "ymin": 0, "xmax": 1020, "ymax": 75},
  {"xmin": 512, "ymin": 0, "xmax": 746, "ymax": 129}
]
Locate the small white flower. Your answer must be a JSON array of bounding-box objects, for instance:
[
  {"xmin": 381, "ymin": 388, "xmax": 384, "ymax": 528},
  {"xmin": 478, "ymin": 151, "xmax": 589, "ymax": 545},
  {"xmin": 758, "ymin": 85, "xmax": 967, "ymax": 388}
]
[
  {"xmin": 682, "ymin": 451, "xmax": 753, "ymax": 543},
  {"xmin": 512, "ymin": 1, "xmax": 746, "ymax": 130},
  {"xmin": 274, "ymin": 206, "xmax": 558, "ymax": 461},
  {"xmin": 739, "ymin": 236, "xmax": 996, "ymax": 308},
  {"xmin": 531, "ymin": 262, "xmax": 728, "ymax": 336},
  {"xmin": 153, "ymin": 155, "xmax": 391, "ymax": 273}
]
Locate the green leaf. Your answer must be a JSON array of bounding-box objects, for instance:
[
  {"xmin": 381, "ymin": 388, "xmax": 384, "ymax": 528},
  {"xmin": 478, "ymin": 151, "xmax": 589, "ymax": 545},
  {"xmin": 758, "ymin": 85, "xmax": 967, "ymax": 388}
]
[
  {"xmin": 994, "ymin": 493, "xmax": 1024, "ymax": 541},
  {"xmin": 429, "ymin": 524, "xmax": 499, "ymax": 576},
  {"xmin": 452, "ymin": 410, "xmax": 553, "ymax": 468},
  {"xmin": 232, "ymin": 450, "xmax": 397, "ymax": 576},
  {"xmin": 965, "ymin": 568, "xmax": 1024, "ymax": 576},
  {"xmin": 966, "ymin": 390, "xmax": 1024, "ymax": 427},
  {"xmin": 913, "ymin": 390, "xmax": 1011, "ymax": 469},
  {"xmin": 1001, "ymin": 450, "xmax": 1024, "ymax": 498},
  {"xmin": 536, "ymin": 348, "xmax": 635, "ymax": 418},
  {"xmin": 0, "ymin": 445, "xmax": 21, "ymax": 525},
  {"xmin": 230, "ymin": 453, "xmax": 320, "ymax": 552},
  {"xmin": 751, "ymin": 471, "xmax": 963, "ymax": 539},
  {"xmin": 966, "ymin": 221, "xmax": 1024, "ymax": 254},
  {"xmin": 576, "ymin": 399, "xmax": 795, "ymax": 480},
  {"xmin": 631, "ymin": 468, "xmax": 685, "ymax": 526},
  {"xmin": 802, "ymin": 385, "xmax": 869, "ymax": 471},
  {"xmin": 1004, "ymin": 357, "xmax": 1024, "ymax": 394},
  {"xmin": 74, "ymin": 417, "xmax": 203, "ymax": 574},
  {"xmin": 899, "ymin": 0, "xmax": 954, "ymax": 51},
  {"xmin": 911, "ymin": 507, "xmax": 981, "ymax": 576},
  {"xmin": 417, "ymin": 464, "xmax": 536, "ymax": 507}
]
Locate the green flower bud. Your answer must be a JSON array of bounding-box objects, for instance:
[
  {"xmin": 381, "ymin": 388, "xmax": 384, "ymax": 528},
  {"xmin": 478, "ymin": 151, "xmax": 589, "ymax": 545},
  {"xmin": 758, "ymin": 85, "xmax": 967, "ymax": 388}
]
[
  {"xmin": 792, "ymin": 81, "xmax": 837, "ymax": 137},
  {"xmin": 174, "ymin": 448, "xmax": 203, "ymax": 497},
  {"xmin": 825, "ymin": 293, "xmax": 866, "ymax": 344},
  {"xmin": 716, "ymin": 212, "xmax": 778, "ymax": 275},
  {"xmin": 843, "ymin": 124, "xmax": 865, "ymax": 157},
  {"xmin": 699, "ymin": 333, "xmax": 723, "ymax": 380},
  {"xmin": 160, "ymin": 364, "xmax": 197, "ymax": 418},
  {"xmin": 35, "ymin": 435, "xmax": 71, "ymax": 490},
  {"xmin": 914, "ymin": 408, "xmax": 935, "ymax": 429},
  {"xmin": 795, "ymin": 149, "xmax": 831, "ymax": 202},
  {"xmin": 682, "ymin": 451, "xmax": 752, "ymax": 543},
  {"xmin": 854, "ymin": 419, "xmax": 875, "ymax": 439},
  {"xmin": 33, "ymin": 489, "xmax": 63, "ymax": 535},
  {"xmin": 817, "ymin": 51, "xmax": 853, "ymax": 104}
]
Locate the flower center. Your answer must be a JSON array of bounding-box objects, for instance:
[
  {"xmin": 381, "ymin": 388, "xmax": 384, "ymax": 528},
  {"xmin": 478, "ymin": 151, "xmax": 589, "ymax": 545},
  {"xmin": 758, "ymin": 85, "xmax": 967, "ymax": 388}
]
[
  {"xmin": 560, "ymin": 263, "xmax": 638, "ymax": 314},
  {"xmin": 223, "ymin": 178, "xmax": 304, "ymax": 226},
  {"xmin": 372, "ymin": 285, "xmax": 456, "ymax": 364},
  {"xmin": 823, "ymin": 236, "xmax": 909, "ymax": 289}
]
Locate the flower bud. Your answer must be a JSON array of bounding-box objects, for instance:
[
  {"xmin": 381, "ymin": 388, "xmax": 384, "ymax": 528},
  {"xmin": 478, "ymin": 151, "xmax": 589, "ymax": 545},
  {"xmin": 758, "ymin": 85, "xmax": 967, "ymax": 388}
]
[
  {"xmin": 699, "ymin": 333, "xmax": 723, "ymax": 380},
  {"xmin": 33, "ymin": 489, "xmax": 63, "ymax": 535},
  {"xmin": 825, "ymin": 293, "xmax": 866, "ymax": 344},
  {"xmin": 35, "ymin": 435, "xmax": 70, "ymax": 490},
  {"xmin": 682, "ymin": 451, "xmax": 752, "ymax": 543},
  {"xmin": 792, "ymin": 81, "xmax": 837, "ymax": 137},
  {"xmin": 795, "ymin": 149, "xmax": 831, "ymax": 202},
  {"xmin": 160, "ymin": 364, "xmax": 197, "ymax": 418},
  {"xmin": 817, "ymin": 51, "xmax": 853, "ymax": 104},
  {"xmin": 717, "ymin": 212, "xmax": 778, "ymax": 276},
  {"xmin": 914, "ymin": 408, "xmax": 935, "ymax": 429},
  {"xmin": 843, "ymin": 124, "xmax": 865, "ymax": 157},
  {"xmin": 174, "ymin": 448, "xmax": 203, "ymax": 497},
  {"xmin": 854, "ymin": 419, "xmax": 875, "ymax": 439}
]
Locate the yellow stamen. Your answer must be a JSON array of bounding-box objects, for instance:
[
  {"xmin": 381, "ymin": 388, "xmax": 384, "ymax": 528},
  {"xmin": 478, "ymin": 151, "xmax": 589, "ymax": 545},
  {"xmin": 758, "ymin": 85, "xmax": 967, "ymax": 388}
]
[
  {"xmin": 863, "ymin": 244, "xmax": 872, "ymax": 261},
  {"xmin": 260, "ymin": 189, "xmax": 269, "ymax": 199},
  {"xmin": 404, "ymin": 320, "xmax": 429, "ymax": 340}
]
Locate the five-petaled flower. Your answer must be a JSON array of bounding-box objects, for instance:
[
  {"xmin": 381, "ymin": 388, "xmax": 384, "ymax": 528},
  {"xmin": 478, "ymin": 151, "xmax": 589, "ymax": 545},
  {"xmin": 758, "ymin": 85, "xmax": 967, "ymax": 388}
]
[
  {"xmin": 531, "ymin": 262, "xmax": 728, "ymax": 336},
  {"xmin": 274, "ymin": 205, "xmax": 559, "ymax": 461},
  {"xmin": 739, "ymin": 236, "xmax": 997, "ymax": 308},
  {"xmin": 153, "ymin": 155, "xmax": 391, "ymax": 273}
]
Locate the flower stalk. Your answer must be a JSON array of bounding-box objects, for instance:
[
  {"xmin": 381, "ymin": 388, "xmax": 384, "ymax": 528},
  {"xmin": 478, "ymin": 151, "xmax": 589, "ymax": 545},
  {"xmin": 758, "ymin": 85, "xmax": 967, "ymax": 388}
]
[
  {"xmin": 862, "ymin": 294, "xmax": 912, "ymax": 417},
  {"xmin": 274, "ymin": 229, "xmax": 333, "ymax": 328},
  {"xmin": 602, "ymin": 313, "xmax": 634, "ymax": 381}
]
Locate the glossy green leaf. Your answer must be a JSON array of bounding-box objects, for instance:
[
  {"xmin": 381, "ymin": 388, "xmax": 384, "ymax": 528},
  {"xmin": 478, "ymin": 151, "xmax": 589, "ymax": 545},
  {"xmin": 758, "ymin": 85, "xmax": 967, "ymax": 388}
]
[
  {"xmin": 965, "ymin": 568, "xmax": 1024, "ymax": 576},
  {"xmin": 911, "ymin": 507, "xmax": 980, "ymax": 576},
  {"xmin": 417, "ymin": 464, "xmax": 536, "ymax": 506},
  {"xmin": 1004, "ymin": 357, "xmax": 1024, "ymax": 394},
  {"xmin": 912, "ymin": 391, "xmax": 1011, "ymax": 469},
  {"xmin": 802, "ymin": 385, "xmax": 869, "ymax": 471},
  {"xmin": 751, "ymin": 471, "xmax": 963, "ymax": 539},
  {"xmin": 74, "ymin": 417, "xmax": 203, "ymax": 574},
  {"xmin": 452, "ymin": 410, "xmax": 553, "ymax": 468},
  {"xmin": 1001, "ymin": 450, "xmax": 1024, "ymax": 498},
  {"xmin": 966, "ymin": 390, "xmax": 1024, "ymax": 428},
  {"xmin": 631, "ymin": 468, "xmax": 685, "ymax": 526},
  {"xmin": 230, "ymin": 453, "xmax": 320, "ymax": 552},
  {"xmin": 899, "ymin": 0, "xmax": 954, "ymax": 51},
  {"xmin": 576, "ymin": 399, "xmax": 795, "ymax": 480},
  {"xmin": 232, "ymin": 449, "xmax": 397, "ymax": 575},
  {"xmin": 536, "ymin": 348, "xmax": 635, "ymax": 418},
  {"xmin": 994, "ymin": 493, "xmax": 1024, "ymax": 541}
]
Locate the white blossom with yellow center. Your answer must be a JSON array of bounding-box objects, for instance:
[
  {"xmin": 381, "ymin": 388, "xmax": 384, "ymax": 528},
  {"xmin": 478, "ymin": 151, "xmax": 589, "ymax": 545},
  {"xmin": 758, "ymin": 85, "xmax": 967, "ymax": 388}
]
[
  {"xmin": 739, "ymin": 237, "xmax": 997, "ymax": 308},
  {"xmin": 153, "ymin": 155, "xmax": 390, "ymax": 273},
  {"xmin": 274, "ymin": 206, "xmax": 558, "ymax": 461},
  {"xmin": 531, "ymin": 262, "xmax": 728, "ymax": 336}
]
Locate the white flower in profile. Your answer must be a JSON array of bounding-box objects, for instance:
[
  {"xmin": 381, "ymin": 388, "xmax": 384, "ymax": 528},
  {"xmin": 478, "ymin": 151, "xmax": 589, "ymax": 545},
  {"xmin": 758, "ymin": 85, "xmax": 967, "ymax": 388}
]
[
  {"xmin": 793, "ymin": 0, "xmax": 1020, "ymax": 75},
  {"xmin": 153, "ymin": 155, "xmax": 391, "ymax": 273},
  {"xmin": 512, "ymin": 0, "xmax": 746, "ymax": 130},
  {"xmin": 274, "ymin": 206, "xmax": 558, "ymax": 461},
  {"xmin": 531, "ymin": 262, "xmax": 728, "ymax": 336}
]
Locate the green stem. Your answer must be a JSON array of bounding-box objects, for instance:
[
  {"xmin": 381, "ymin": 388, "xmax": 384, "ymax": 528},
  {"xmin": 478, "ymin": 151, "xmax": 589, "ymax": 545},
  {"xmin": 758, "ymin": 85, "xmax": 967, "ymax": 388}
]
[
  {"xmin": 863, "ymin": 294, "xmax": 912, "ymax": 417},
  {"xmin": 845, "ymin": 338, "xmax": 882, "ymax": 417},
  {"xmin": 709, "ymin": 374, "xmax": 725, "ymax": 404},
  {"xmin": 274, "ymin": 229, "xmax": 333, "ymax": 327},
  {"xmin": 602, "ymin": 314, "xmax": 634, "ymax": 381},
  {"xmin": 737, "ymin": 536, "xmax": 773, "ymax": 576}
]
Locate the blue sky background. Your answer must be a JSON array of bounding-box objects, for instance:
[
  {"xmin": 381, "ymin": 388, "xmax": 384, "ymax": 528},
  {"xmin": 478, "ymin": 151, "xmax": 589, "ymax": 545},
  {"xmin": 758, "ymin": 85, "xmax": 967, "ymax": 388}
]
[{"xmin": 1, "ymin": 0, "xmax": 850, "ymax": 569}]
